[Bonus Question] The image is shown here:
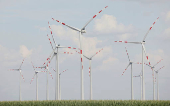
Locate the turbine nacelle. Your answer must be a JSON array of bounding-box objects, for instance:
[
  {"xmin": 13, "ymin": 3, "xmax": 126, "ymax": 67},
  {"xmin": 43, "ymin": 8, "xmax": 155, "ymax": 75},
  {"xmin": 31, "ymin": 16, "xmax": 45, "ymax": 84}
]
[
  {"xmin": 81, "ymin": 28, "xmax": 86, "ymax": 33},
  {"xmin": 141, "ymin": 41, "xmax": 146, "ymax": 44}
]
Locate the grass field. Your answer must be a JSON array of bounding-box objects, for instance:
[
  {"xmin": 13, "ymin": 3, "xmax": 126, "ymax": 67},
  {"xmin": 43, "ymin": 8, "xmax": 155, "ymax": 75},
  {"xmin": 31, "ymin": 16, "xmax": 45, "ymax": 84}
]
[{"xmin": 0, "ymin": 100, "xmax": 170, "ymax": 106}]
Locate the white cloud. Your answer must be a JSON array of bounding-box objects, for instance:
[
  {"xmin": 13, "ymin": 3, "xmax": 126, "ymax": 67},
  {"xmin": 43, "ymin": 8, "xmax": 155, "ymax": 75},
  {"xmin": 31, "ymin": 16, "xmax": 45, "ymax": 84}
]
[
  {"xmin": 19, "ymin": 45, "xmax": 32, "ymax": 58},
  {"xmin": 134, "ymin": 49, "xmax": 164, "ymax": 65},
  {"xmin": 51, "ymin": 24, "xmax": 112, "ymax": 59},
  {"xmin": 93, "ymin": 14, "xmax": 136, "ymax": 40},
  {"xmin": 0, "ymin": 45, "xmax": 21, "ymax": 67},
  {"xmin": 51, "ymin": 25, "xmax": 79, "ymax": 46},
  {"xmin": 166, "ymin": 11, "xmax": 170, "ymax": 22},
  {"xmin": 94, "ymin": 14, "xmax": 134, "ymax": 34},
  {"xmin": 162, "ymin": 27, "xmax": 170, "ymax": 39},
  {"xmin": 97, "ymin": 56, "xmax": 119, "ymax": 71},
  {"xmin": 34, "ymin": 26, "xmax": 47, "ymax": 31},
  {"xmin": 112, "ymin": 0, "xmax": 169, "ymax": 4}
]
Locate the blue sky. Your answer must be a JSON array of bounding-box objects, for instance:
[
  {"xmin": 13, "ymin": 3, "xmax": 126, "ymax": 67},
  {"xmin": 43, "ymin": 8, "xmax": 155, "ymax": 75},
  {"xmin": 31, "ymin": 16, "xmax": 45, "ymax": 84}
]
[{"xmin": 0, "ymin": 0, "xmax": 170, "ymax": 101}]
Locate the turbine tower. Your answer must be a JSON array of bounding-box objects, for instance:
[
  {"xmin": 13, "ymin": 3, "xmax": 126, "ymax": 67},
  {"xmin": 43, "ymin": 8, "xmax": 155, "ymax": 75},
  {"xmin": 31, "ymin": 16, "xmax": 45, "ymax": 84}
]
[
  {"xmin": 133, "ymin": 72, "xmax": 142, "ymax": 100},
  {"xmin": 9, "ymin": 59, "xmax": 25, "ymax": 101},
  {"xmin": 36, "ymin": 56, "xmax": 53, "ymax": 100},
  {"xmin": 155, "ymin": 66, "xmax": 165, "ymax": 100},
  {"xmin": 30, "ymin": 61, "xmax": 46, "ymax": 101},
  {"xmin": 122, "ymin": 47, "xmax": 139, "ymax": 100},
  {"xmin": 115, "ymin": 17, "xmax": 159, "ymax": 100},
  {"xmin": 144, "ymin": 59, "xmax": 163, "ymax": 100},
  {"xmin": 47, "ymin": 22, "xmax": 79, "ymax": 100},
  {"xmin": 58, "ymin": 69, "xmax": 68, "ymax": 100},
  {"xmin": 83, "ymin": 48, "xmax": 103, "ymax": 100},
  {"xmin": 52, "ymin": 6, "xmax": 108, "ymax": 100}
]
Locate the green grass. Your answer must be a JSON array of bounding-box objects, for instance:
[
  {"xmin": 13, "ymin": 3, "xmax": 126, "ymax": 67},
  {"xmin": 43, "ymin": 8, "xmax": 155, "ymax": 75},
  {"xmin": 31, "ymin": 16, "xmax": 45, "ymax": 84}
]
[{"xmin": 0, "ymin": 100, "xmax": 170, "ymax": 106}]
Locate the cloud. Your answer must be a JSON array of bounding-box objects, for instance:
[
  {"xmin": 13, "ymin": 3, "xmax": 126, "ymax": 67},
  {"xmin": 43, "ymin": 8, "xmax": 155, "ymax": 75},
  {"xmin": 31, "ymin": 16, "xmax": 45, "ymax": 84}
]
[
  {"xmin": 51, "ymin": 24, "xmax": 112, "ymax": 58},
  {"xmin": 0, "ymin": 45, "xmax": 21, "ymax": 67},
  {"xmin": 19, "ymin": 45, "xmax": 32, "ymax": 58},
  {"xmin": 0, "ymin": 0, "xmax": 28, "ymax": 9},
  {"xmin": 34, "ymin": 26, "xmax": 47, "ymax": 31},
  {"xmin": 51, "ymin": 25, "xmax": 79, "ymax": 46},
  {"xmin": 93, "ymin": 14, "xmax": 136, "ymax": 40},
  {"xmin": 112, "ymin": 0, "xmax": 169, "ymax": 4},
  {"xmin": 97, "ymin": 56, "xmax": 119, "ymax": 71},
  {"xmin": 166, "ymin": 11, "xmax": 170, "ymax": 22},
  {"xmin": 134, "ymin": 49, "xmax": 164, "ymax": 65},
  {"xmin": 162, "ymin": 27, "xmax": 170, "ymax": 39},
  {"xmin": 94, "ymin": 14, "xmax": 134, "ymax": 34}
]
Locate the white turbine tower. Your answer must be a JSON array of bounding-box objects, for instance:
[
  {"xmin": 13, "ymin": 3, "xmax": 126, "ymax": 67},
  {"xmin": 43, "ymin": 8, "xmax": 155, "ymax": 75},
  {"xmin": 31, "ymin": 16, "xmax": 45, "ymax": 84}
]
[
  {"xmin": 144, "ymin": 59, "xmax": 163, "ymax": 100},
  {"xmin": 36, "ymin": 56, "xmax": 53, "ymax": 100},
  {"xmin": 9, "ymin": 59, "xmax": 25, "ymax": 101},
  {"xmin": 83, "ymin": 48, "xmax": 103, "ymax": 100},
  {"xmin": 30, "ymin": 61, "xmax": 46, "ymax": 101},
  {"xmin": 155, "ymin": 66, "xmax": 165, "ymax": 100},
  {"xmin": 58, "ymin": 69, "xmax": 68, "ymax": 100},
  {"xmin": 122, "ymin": 47, "xmax": 139, "ymax": 100},
  {"xmin": 115, "ymin": 17, "xmax": 159, "ymax": 100},
  {"xmin": 47, "ymin": 22, "xmax": 79, "ymax": 100},
  {"xmin": 52, "ymin": 6, "xmax": 108, "ymax": 100},
  {"xmin": 133, "ymin": 72, "xmax": 142, "ymax": 100}
]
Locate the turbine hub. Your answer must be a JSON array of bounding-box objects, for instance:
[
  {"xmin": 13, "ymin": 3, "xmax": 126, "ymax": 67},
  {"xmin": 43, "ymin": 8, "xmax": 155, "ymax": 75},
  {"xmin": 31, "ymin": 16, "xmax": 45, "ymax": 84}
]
[{"xmin": 81, "ymin": 30, "xmax": 86, "ymax": 33}]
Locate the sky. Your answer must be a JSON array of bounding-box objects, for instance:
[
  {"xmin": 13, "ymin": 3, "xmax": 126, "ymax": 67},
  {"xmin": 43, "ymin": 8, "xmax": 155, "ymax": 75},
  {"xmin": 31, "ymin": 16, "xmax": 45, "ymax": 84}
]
[{"xmin": 0, "ymin": 0, "xmax": 170, "ymax": 101}]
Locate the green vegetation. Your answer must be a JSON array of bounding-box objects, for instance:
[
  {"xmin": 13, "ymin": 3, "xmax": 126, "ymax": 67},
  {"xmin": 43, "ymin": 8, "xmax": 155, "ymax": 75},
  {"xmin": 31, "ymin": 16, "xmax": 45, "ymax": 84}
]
[{"xmin": 0, "ymin": 100, "xmax": 170, "ymax": 106}]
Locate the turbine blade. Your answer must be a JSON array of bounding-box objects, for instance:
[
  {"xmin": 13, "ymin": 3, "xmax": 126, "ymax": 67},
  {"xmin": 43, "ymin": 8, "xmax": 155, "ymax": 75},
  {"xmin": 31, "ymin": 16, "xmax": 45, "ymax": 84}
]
[
  {"xmin": 153, "ymin": 59, "xmax": 163, "ymax": 67},
  {"xmin": 48, "ymin": 21, "xmax": 57, "ymax": 46},
  {"xmin": 142, "ymin": 44, "xmax": 151, "ymax": 66},
  {"xmin": 134, "ymin": 62, "xmax": 150, "ymax": 67},
  {"xmin": 9, "ymin": 69, "xmax": 19, "ymax": 71},
  {"xmin": 122, "ymin": 63, "xmax": 130, "ymax": 75},
  {"xmin": 67, "ymin": 47, "xmax": 80, "ymax": 50},
  {"xmin": 114, "ymin": 41, "xmax": 141, "ymax": 44},
  {"xmin": 156, "ymin": 66, "xmax": 165, "ymax": 72},
  {"xmin": 48, "ymin": 71, "xmax": 53, "ymax": 79},
  {"xmin": 143, "ymin": 17, "xmax": 159, "ymax": 41},
  {"xmin": 47, "ymin": 34, "xmax": 54, "ymax": 50},
  {"xmin": 42, "ymin": 49, "xmax": 56, "ymax": 67},
  {"xmin": 52, "ymin": 18, "xmax": 81, "ymax": 32},
  {"xmin": 62, "ymin": 52, "xmax": 73, "ymax": 54},
  {"xmin": 59, "ymin": 69, "xmax": 68, "ymax": 75},
  {"xmin": 83, "ymin": 55, "xmax": 90, "ymax": 60},
  {"xmin": 20, "ymin": 72, "xmax": 25, "ymax": 82},
  {"xmin": 19, "ymin": 58, "xmax": 25, "ymax": 69},
  {"xmin": 36, "ymin": 71, "xmax": 46, "ymax": 73},
  {"xmin": 125, "ymin": 47, "xmax": 130, "ymax": 62},
  {"xmin": 91, "ymin": 48, "xmax": 103, "ymax": 58},
  {"xmin": 30, "ymin": 73, "xmax": 36, "ymax": 84},
  {"xmin": 133, "ymin": 75, "xmax": 140, "ymax": 77},
  {"xmin": 31, "ymin": 61, "xmax": 36, "ymax": 71},
  {"xmin": 81, "ymin": 6, "xmax": 108, "ymax": 30}
]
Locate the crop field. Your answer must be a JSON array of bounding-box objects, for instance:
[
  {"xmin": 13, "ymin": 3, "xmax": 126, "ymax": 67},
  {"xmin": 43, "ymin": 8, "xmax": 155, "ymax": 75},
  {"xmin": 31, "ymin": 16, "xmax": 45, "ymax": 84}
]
[{"xmin": 0, "ymin": 100, "xmax": 170, "ymax": 106}]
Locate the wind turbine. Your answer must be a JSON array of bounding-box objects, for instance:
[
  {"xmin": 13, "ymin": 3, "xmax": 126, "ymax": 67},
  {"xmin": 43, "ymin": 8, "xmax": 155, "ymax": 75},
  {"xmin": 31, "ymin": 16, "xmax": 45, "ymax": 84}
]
[
  {"xmin": 30, "ymin": 61, "xmax": 46, "ymax": 101},
  {"xmin": 114, "ymin": 17, "xmax": 159, "ymax": 100},
  {"xmin": 144, "ymin": 59, "xmax": 163, "ymax": 100},
  {"xmin": 36, "ymin": 56, "xmax": 53, "ymax": 100},
  {"xmin": 83, "ymin": 48, "xmax": 103, "ymax": 100},
  {"xmin": 136, "ymin": 59, "xmax": 163, "ymax": 100},
  {"xmin": 122, "ymin": 47, "xmax": 140, "ymax": 100},
  {"xmin": 133, "ymin": 72, "xmax": 142, "ymax": 100},
  {"xmin": 155, "ymin": 66, "xmax": 165, "ymax": 100},
  {"xmin": 58, "ymin": 69, "xmax": 68, "ymax": 100},
  {"xmin": 52, "ymin": 6, "xmax": 108, "ymax": 100},
  {"xmin": 47, "ymin": 22, "xmax": 79, "ymax": 100},
  {"xmin": 9, "ymin": 59, "xmax": 25, "ymax": 101}
]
